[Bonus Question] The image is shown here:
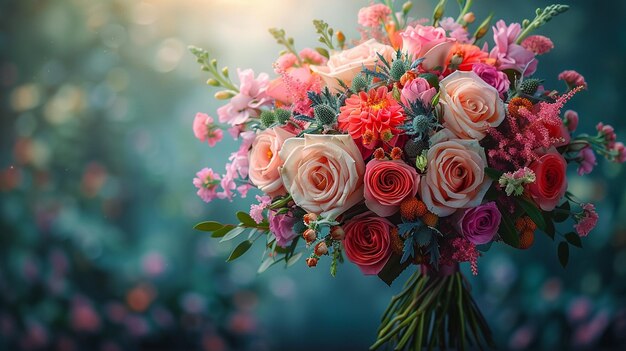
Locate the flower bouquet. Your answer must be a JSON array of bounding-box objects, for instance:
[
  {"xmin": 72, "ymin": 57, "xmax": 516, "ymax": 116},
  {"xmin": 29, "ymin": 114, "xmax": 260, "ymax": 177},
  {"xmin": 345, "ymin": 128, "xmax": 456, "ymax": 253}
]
[{"xmin": 190, "ymin": 0, "xmax": 625, "ymax": 349}]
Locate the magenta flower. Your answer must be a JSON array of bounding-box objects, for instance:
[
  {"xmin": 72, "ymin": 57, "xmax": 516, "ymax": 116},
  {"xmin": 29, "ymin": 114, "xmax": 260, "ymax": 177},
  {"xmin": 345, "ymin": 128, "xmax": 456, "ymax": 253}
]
[
  {"xmin": 400, "ymin": 77, "xmax": 436, "ymax": 107},
  {"xmin": 193, "ymin": 112, "xmax": 223, "ymax": 147},
  {"xmin": 471, "ymin": 63, "xmax": 510, "ymax": 98},
  {"xmin": 193, "ymin": 167, "xmax": 221, "ymax": 203},
  {"xmin": 217, "ymin": 69, "xmax": 272, "ymax": 126},
  {"xmin": 574, "ymin": 203, "xmax": 598, "ymax": 237},
  {"xmin": 489, "ymin": 20, "xmax": 537, "ymax": 76},
  {"xmin": 558, "ymin": 70, "xmax": 587, "ymax": 90},
  {"xmin": 577, "ymin": 147, "xmax": 597, "ymax": 176},
  {"xmin": 357, "ymin": 4, "xmax": 391, "ymax": 27},
  {"xmin": 564, "ymin": 110, "xmax": 579, "ymax": 132},
  {"xmin": 521, "ymin": 35, "xmax": 554, "ymax": 55},
  {"xmin": 268, "ymin": 210, "xmax": 298, "ymax": 248},
  {"xmin": 457, "ymin": 202, "xmax": 502, "ymax": 245}
]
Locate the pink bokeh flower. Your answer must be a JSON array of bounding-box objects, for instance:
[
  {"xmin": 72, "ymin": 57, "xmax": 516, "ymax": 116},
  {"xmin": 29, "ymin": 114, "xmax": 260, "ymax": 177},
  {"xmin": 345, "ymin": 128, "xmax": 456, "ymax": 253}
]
[
  {"xmin": 558, "ymin": 70, "xmax": 588, "ymax": 90},
  {"xmin": 299, "ymin": 48, "xmax": 327, "ymax": 65},
  {"xmin": 439, "ymin": 17, "xmax": 470, "ymax": 43},
  {"xmin": 521, "ymin": 35, "xmax": 554, "ymax": 55},
  {"xmin": 193, "ymin": 113, "xmax": 223, "ymax": 147},
  {"xmin": 193, "ymin": 168, "xmax": 221, "ymax": 203},
  {"xmin": 357, "ymin": 4, "xmax": 391, "ymax": 27},
  {"xmin": 577, "ymin": 147, "xmax": 597, "ymax": 176},
  {"xmin": 217, "ymin": 69, "xmax": 272, "ymax": 126},
  {"xmin": 574, "ymin": 203, "xmax": 598, "ymax": 237},
  {"xmin": 489, "ymin": 20, "xmax": 537, "ymax": 76}
]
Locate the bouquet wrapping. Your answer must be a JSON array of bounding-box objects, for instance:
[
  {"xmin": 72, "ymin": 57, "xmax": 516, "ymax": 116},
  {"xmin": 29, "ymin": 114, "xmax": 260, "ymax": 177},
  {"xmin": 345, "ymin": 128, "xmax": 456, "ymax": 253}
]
[{"xmin": 190, "ymin": 1, "xmax": 625, "ymax": 349}]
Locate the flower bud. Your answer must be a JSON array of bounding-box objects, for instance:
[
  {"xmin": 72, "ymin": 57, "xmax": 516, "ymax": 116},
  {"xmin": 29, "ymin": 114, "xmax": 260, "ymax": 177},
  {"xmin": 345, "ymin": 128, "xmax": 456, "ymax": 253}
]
[
  {"xmin": 432, "ymin": 0, "xmax": 446, "ymax": 23},
  {"xmin": 306, "ymin": 257, "xmax": 319, "ymax": 267},
  {"xmin": 303, "ymin": 213, "xmax": 318, "ymax": 225},
  {"xmin": 463, "ymin": 12, "xmax": 476, "ymax": 24},
  {"xmin": 337, "ymin": 31, "xmax": 346, "ymax": 48},
  {"xmin": 415, "ymin": 152, "xmax": 428, "ymax": 172},
  {"xmin": 214, "ymin": 90, "xmax": 235, "ymax": 100},
  {"xmin": 314, "ymin": 242, "xmax": 328, "ymax": 256},
  {"xmin": 330, "ymin": 226, "xmax": 345, "ymax": 240},
  {"xmin": 221, "ymin": 66, "xmax": 229, "ymax": 77},
  {"xmin": 473, "ymin": 14, "xmax": 493, "ymax": 40},
  {"xmin": 206, "ymin": 78, "xmax": 219, "ymax": 86},
  {"xmin": 302, "ymin": 228, "xmax": 317, "ymax": 243},
  {"xmin": 564, "ymin": 110, "xmax": 578, "ymax": 132},
  {"xmin": 402, "ymin": 1, "xmax": 413, "ymax": 15}
]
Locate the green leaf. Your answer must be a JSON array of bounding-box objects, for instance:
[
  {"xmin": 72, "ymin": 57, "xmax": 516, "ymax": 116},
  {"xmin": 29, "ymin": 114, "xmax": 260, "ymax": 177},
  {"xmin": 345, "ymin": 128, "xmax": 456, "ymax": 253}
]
[
  {"xmin": 219, "ymin": 226, "xmax": 246, "ymax": 242},
  {"xmin": 517, "ymin": 197, "xmax": 547, "ymax": 231},
  {"xmin": 542, "ymin": 212, "xmax": 555, "ymax": 239},
  {"xmin": 258, "ymin": 256, "xmax": 284, "ymax": 273},
  {"xmin": 286, "ymin": 252, "xmax": 303, "ymax": 267},
  {"xmin": 315, "ymin": 47, "xmax": 329, "ymax": 59},
  {"xmin": 211, "ymin": 225, "xmax": 234, "ymax": 238},
  {"xmin": 498, "ymin": 213, "xmax": 520, "ymax": 248},
  {"xmin": 552, "ymin": 201, "xmax": 571, "ymax": 223},
  {"xmin": 564, "ymin": 232, "xmax": 582, "ymax": 248},
  {"xmin": 484, "ymin": 167, "xmax": 504, "ymax": 181},
  {"xmin": 558, "ymin": 241, "xmax": 569, "ymax": 268},
  {"xmin": 227, "ymin": 240, "xmax": 253, "ymax": 262},
  {"xmin": 236, "ymin": 211, "xmax": 257, "ymax": 226},
  {"xmin": 194, "ymin": 221, "xmax": 224, "ymax": 232}
]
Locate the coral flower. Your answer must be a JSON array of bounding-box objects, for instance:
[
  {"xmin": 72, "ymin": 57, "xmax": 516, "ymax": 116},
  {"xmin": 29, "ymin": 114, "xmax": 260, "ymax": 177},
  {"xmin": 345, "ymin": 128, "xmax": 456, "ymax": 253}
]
[
  {"xmin": 446, "ymin": 43, "xmax": 489, "ymax": 72},
  {"xmin": 338, "ymin": 86, "xmax": 405, "ymax": 149}
]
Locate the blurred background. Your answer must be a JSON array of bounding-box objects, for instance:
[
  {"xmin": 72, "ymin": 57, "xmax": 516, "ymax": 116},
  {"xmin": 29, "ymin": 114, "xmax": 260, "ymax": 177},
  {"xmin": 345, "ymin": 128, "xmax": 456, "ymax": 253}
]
[{"xmin": 1, "ymin": 0, "xmax": 625, "ymax": 350}]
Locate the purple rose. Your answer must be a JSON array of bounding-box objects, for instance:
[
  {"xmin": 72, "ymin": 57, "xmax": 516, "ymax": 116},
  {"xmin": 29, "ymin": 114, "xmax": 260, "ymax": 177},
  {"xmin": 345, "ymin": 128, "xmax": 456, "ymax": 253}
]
[
  {"xmin": 269, "ymin": 210, "xmax": 298, "ymax": 248},
  {"xmin": 401, "ymin": 77, "xmax": 437, "ymax": 107},
  {"xmin": 472, "ymin": 63, "xmax": 510, "ymax": 98},
  {"xmin": 457, "ymin": 202, "xmax": 501, "ymax": 245}
]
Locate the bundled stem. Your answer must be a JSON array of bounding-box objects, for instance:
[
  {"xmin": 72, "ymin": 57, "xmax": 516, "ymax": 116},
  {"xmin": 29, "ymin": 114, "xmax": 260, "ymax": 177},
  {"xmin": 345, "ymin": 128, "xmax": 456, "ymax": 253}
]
[{"xmin": 371, "ymin": 266, "xmax": 495, "ymax": 351}]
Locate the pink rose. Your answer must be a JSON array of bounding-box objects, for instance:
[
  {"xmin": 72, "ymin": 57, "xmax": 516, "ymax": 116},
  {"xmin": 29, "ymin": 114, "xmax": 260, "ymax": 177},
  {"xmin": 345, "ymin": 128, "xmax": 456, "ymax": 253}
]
[
  {"xmin": 400, "ymin": 25, "xmax": 447, "ymax": 58},
  {"xmin": 471, "ymin": 63, "xmax": 510, "ymax": 99},
  {"xmin": 439, "ymin": 70, "xmax": 505, "ymax": 140},
  {"xmin": 342, "ymin": 212, "xmax": 393, "ymax": 275},
  {"xmin": 527, "ymin": 151, "xmax": 567, "ymax": 211},
  {"xmin": 268, "ymin": 210, "xmax": 298, "ymax": 248},
  {"xmin": 217, "ymin": 69, "xmax": 272, "ymax": 126},
  {"xmin": 419, "ymin": 129, "xmax": 491, "ymax": 216},
  {"xmin": 279, "ymin": 134, "xmax": 365, "ymax": 219},
  {"xmin": 400, "ymin": 77, "xmax": 437, "ymax": 107},
  {"xmin": 248, "ymin": 127, "xmax": 296, "ymax": 197},
  {"xmin": 456, "ymin": 202, "xmax": 501, "ymax": 245},
  {"xmin": 310, "ymin": 39, "xmax": 396, "ymax": 92},
  {"xmin": 364, "ymin": 159, "xmax": 419, "ymax": 217}
]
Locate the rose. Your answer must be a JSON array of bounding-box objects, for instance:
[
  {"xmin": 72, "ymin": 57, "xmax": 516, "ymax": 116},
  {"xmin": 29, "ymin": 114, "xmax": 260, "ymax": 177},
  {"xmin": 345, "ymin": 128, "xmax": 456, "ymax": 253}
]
[
  {"xmin": 400, "ymin": 25, "xmax": 447, "ymax": 58},
  {"xmin": 471, "ymin": 63, "xmax": 510, "ymax": 99},
  {"xmin": 310, "ymin": 39, "xmax": 395, "ymax": 92},
  {"xmin": 342, "ymin": 212, "xmax": 393, "ymax": 275},
  {"xmin": 268, "ymin": 210, "xmax": 298, "ymax": 248},
  {"xmin": 439, "ymin": 70, "xmax": 505, "ymax": 140},
  {"xmin": 419, "ymin": 129, "xmax": 491, "ymax": 217},
  {"xmin": 456, "ymin": 202, "xmax": 501, "ymax": 245},
  {"xmin": 527, "ymin": 151, "xmax": 567, "ymax": 211},
  {"xmin": 279, "ymin": 134, "xmax": 365, "ymax": 219},
  {"xmin": 248, "ymin": 127, "xmax": 296, "ymax": 197},
  {"xmin": 364, "ymin": 159, "xmax": 419, "ymax": 217},
  {"xmin": 400, "ymin": 77, "xmax": 437, "ymax": 107}
]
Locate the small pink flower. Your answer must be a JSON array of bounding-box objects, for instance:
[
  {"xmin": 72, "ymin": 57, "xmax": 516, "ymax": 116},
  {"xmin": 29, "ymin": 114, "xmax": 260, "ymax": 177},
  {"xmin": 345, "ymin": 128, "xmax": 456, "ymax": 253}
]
[
  {"xmin": 274, "ymin": 53, "xmax": 298, "ymax": 72},
  {"xmin": 357, "ymin": 4, "xmax": 391, "ymax": 27},
  {"xmin": 596, "ymin": 122, "xmax": 617, "ymax": 148},
  {"xmin": 299, "ymin": 48, "xmax": 327, "ymax": 65},
  {"xmin": 564, "ymin": 110, "xmax": 579, "ymax": 132},
  {"xmin": 558, "ymin": 70, "xmax": 587, "ymax": 89},
  {"xmin": 574, "ymin": 203, "xmax": 598, "ymax": 237},
  {"xmin": 521, "ymin": 35, "xmax": 554, "ymax": 55},
  {"xmin": 249, "ymin": 195, "xmax": 271, "ymax": 224},
  {"xmin": 577, "ymin": 147, "xmax": 597, "ymax": 176},
  {"xmin": 400, "ymin": 77, "xmax": 437, "ymax": 107},
  {"xmin": 439, "ymin": 17, "xmax": 470, "ymax": 43},
  {"xmin": 613, "ymin": 142, "xmax": 626, "ymax": 163},
  {"xmin": 193, "ymin": 113, "xmax": 223, "ymax": 147},
  {"xmin": 489, "ymin": 20, "xmax": 537, "ymax": 76},
  {"xmin": 193, "ymin": 168, "xmax": 221, "ymax": 203},
  {"xmin": 217, "ymin": 69, "xmax": 272, "ymax": 126}
]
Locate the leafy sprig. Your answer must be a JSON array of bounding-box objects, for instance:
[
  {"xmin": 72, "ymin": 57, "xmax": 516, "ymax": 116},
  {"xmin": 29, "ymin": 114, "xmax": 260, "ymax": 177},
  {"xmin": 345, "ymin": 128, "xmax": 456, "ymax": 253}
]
[
  {"xmin": 313, "ymin": 19, "xmax": 336, "ymax": 50},
  {"xmin": 189, "ymin": 46, "xmax": 239, "ymax": 96},
  {"xmin": 516, "ymin": 4, "xmax": 569, "ymax": 43},
  {"xmin": 269, "ymin": 28, "xmax": 303, "ymax": 65}
]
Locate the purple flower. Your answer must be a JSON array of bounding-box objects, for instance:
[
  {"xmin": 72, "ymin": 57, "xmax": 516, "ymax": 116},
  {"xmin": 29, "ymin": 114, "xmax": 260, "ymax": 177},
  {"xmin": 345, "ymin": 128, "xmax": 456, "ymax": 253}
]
[
  {"xmin": 269, "ymin": 211, "xmax": 298, "ymax": 248},
  {"xmin": 472, "ymin": 63, "xmax": 510, "ymax": 98},
  {"xmin": 457, "ymin": 202, "xmax": 501, "ymax": 245}
]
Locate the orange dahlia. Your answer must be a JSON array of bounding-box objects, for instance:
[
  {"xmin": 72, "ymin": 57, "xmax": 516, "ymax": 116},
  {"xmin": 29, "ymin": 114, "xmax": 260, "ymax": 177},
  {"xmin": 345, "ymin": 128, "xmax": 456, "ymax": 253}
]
[{"xmin": 338, "ymin": 86, "xmax": 405, "ymax": 148}]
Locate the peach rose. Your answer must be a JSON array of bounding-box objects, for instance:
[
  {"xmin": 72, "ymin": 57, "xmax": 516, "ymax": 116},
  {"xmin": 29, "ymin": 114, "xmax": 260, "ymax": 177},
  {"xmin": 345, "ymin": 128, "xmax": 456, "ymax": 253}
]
[
  {"xmin": 279, "ymin": 134, "xmax": 365, "ymax": 219},
  {"xmin": 439, "ymin": 70, "xmax": 505, "ymax": 140},
  {"xmin": 364, "ymin": 159, "xmax": 419, "ymax": 217},
  {"xmin": 310, "ymin": 39, "xmax": 395, "ymax": 92},
  {"xmin": 248, "ymin": 127, "xmax": 296, "ymax": 197},
  {"xmin": 419, "ymin": 129, "xmax": 491, "ymax": 216}
]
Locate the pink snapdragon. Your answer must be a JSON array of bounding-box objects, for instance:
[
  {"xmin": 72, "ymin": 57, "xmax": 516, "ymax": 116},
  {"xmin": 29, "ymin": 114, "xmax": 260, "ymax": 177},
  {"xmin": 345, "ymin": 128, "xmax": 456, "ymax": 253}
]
[
  {"xmin": 577, "ymin": 147, "xmax": 597, "ymax": 176},
  {"xmin": 193, "ymin": 168, "xmax": 221, "ymax": 203},
  {"xmin": 218, "ymin": 131, "xmax": 256, "ymax": 200},
  {"xmin": 357, "ymin": 4, "xmax": 391, "ymax": 27},
  {"xmin": 564, "ymin": 110, "xmax": 579, "ymax": 132},
  {"xmin": 472, "ymin": 63, "xmax": 510, "ymax": 98},
  {"xmin": 574, "ymin": 203, "xmax": 598, "ymax": 237},
  {"xmin": 439, "ymin": 17, "xmax": 470, "ymax": 43},
  {"xmin": 489, "ymin": 20, "xmax": 537, "ymax": 76},
  {"xmin": 217, "ymin": 69, "xmax": 272, "ymax": 126},
  {"xmin": 193, "ymin": 113, "xmax": 223, "ymax": 147},
  {"xmin": 250, "ymin": 195, "xmax": 272, "ymax": 224},
  {"xmin": 559, "ymin": 70, "xmax": 587, "ymax": 90},
  {"xmin": 521, "ymin": 35, "xmax": 554, "ymax": 55}
]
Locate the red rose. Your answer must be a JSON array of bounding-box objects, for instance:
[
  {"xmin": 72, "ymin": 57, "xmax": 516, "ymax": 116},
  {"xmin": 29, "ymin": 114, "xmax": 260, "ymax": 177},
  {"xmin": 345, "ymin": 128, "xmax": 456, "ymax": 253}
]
[
  {"xmin": 342, "ymin": 212, "xmax": 393, "ymax": 275},
  {"xmin": 527, "ymin": 152, "xmax": 567, "ymax": 211},
  {"xmin": 364, "ymin": 159, "xmax": 419, "ymax": 217}
]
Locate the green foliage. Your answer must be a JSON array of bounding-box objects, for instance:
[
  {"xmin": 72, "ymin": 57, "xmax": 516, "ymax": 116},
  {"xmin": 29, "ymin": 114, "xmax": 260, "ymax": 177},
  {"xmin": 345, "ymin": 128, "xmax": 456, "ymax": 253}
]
[
  {"xmin": 558, "ymin": 241, "xmax": 569, "ymax": 267},
  {"xmin": 269, "ymin": 27, "xmax": 302, "ymax": 64},
  {"xmin": 227, "ymin": 240, "xmax": 253, "ymax": 261},
  {"xmin": 313, "ymin": 19, "xmax": 336, "ymax": 50},
  {"xmin": 189, "ymin": 46, "xmax": 239, "ymax": 92},
  {"xmin": 274, "ymin": 108, "xmax": 292, "ymax": 125},
  {"xmin": 516, "ymin": 4, "xmax": 569, "ymax": 43}
]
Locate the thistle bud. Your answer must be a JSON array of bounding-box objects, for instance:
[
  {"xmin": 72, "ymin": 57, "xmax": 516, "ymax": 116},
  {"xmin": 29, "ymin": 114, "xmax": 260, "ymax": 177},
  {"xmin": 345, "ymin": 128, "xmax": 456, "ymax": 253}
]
[
  {"xmin": 306, "ymin": 257, "xmax": 319, "ymax": 267},
  {"xmin": 330, "ymin": 226, "xmax": 345, "ymax": 240},
  {"xmin": 303, "ymin": 228, "xmax": 317, "ymax": 243},
  {"xmin": 274, "ymin": 108, "xmax": 292, "ymax": 124},
  {"xmin": 206, "ymin": 78, "xmax": 219, "ymax": 86},
  {"xmin": 214, "ymin": 90, "xmax": 235, "ymax": 100},
  {"xmin": 314, "ymin": 104, "xmax": 337, "ymax": 126},
  {"xmin": 260, "ymin": 110, "xmax": 276, "ymax": 127},
  {"xmin": 303, "ymin": 213, "xmax": 318, "ymax": 225},
  {"xmin": 314, "ymin": 242, "xmax": 328, "ymax": 256}
]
